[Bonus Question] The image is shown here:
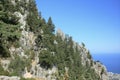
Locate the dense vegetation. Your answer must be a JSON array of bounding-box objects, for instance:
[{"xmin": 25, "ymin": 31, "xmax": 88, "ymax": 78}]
[
  {"xmin": 0, "ymin": 0, "xmax": 21, "ymax": 57},
  {"xmin": 0, "ymin": 0, "xmax": 101, "ymax": 80}
]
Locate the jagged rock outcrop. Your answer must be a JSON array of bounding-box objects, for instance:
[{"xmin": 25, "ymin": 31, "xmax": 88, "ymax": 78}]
[
  {"xmin": 93, "ymin": 61, "xmax": 109, "ymax": 80},
  {"xmin": 0, "ymin": 76, "xmax": 20, "ymax": 80},
  {"xmin": 108, "ymin": 72, "xmax": 120, "ymax": 80}
]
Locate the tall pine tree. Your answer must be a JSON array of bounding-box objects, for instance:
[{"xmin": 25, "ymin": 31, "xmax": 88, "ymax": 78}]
[{"xmin": 47, "ymin": 17, "xmax": 55, "ymax": 34}]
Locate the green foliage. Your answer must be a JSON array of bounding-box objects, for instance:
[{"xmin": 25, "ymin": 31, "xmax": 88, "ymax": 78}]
[
  {"xmin": 20, "ymin": 77, "xmax": 35, "ymax": 80},
  {"xmin": 0, "ymin": 44, "xmax": 10, "ymax": 57},
  {"xmin": 0, "ymin": 12, "xmax": 19, "ymax": 25},
  {"xmin": 0, "ymin": 22, "xmax": 20, "ymax": 41},
  {"xmin": 0, "ymin": 21, "xmax": 20, "ymax": 57},
  {"xmin": 0, "ymin": 0, "xmax": 101, "ymax": 79},
  {"xmin": 83, "ymin": 68, "xmax": 100, "ymax": 80},
  {"xmin": 0, "ymin": 0, "xmax": 21, "ymax": 57},
  {"xmin": 47, "ymin": 17, "xmax": 55, "ymax": 34},
  {"xmin": 0, "ymin": 0, "xmax": 19, "ymax": 24},
  {"xmin": 26, "ymin": 0, "xmax": 39, "ymax": 32},
  {"xmin": 2, "ymin": 0, "xmax": 15, "ymax": 12},
  {"xmin": 9, "ymin": 55, "xmax": 25, "ymax": 76},
  {"xmin": 39, "ymin": 50, "xmax": 54, "ymax": 69},
  {"xmin": 0, "ymin": 63, "xmax": 9, "ymax": 76},
  {"xmin": 81, "ymin": 42, "xmax": 85, "ymax": 47},
  {"xmin": 87, "ymin": 50, "xmax": 92, "ymax": 59},
  {"xmin": 36, "ymin": 16, "xmax": 56, "ymax": 69},
  {"xmin": 0, "ymin": 4, "xmax": 3, "ymax": 11},
  {"xmin": 101, "ymin": 67, "xmax": 105, "ymax": 75},
  {"xmin": 37, "ymin": 22, "xmax": 100, "ymax": 79},
  {"xmin": 9, "ymin": 55, "xmax": 31, "ymax": 76}
]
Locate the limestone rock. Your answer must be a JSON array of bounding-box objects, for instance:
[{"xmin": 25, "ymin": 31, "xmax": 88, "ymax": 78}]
[
  {"xmin": 108, "ymin": 72, "xmax": 120, "ymax": 80},
  {"xmin": 0, "ymin": 76, "xmax": 20, "ymax": 80}
]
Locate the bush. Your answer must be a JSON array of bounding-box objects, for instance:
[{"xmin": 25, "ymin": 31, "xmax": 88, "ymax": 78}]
[
  {"xmin": 0, "ymin": 21, "xmax": 21, "ymax": 57},
  {"xmin": 0, "ymin": 63, "xmax": 9, "ymax": 76},
  {"xmin": 39, "ymin": 50, "xmax": 54, "ymax": 69},
  {"xmin": 9, "ymin": 55, "xmax": 26, "ymax": 76}
]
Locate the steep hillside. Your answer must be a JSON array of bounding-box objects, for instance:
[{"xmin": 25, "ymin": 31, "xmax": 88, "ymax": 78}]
[{"xmin": 0, "ymin": 0, "xmax": 109, "ymax": 80}]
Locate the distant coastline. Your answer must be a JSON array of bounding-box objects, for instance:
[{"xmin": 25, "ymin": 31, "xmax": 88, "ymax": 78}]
[{"xmin": 92, "ymin": 53, "xmax": 120, "ymax": 74}]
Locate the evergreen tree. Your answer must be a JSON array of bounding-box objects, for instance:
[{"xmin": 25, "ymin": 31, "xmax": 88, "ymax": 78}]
[
  {"xmin": 0, "ymin": 0, "xmax": 20, "ymax": 57},
  {"xmin": 26, "ymin": 0, "xmax": 39, "ymax": 32},
  {"xmin": 47, "ymin": 17, "xmax": 55, "ymax": 34}
]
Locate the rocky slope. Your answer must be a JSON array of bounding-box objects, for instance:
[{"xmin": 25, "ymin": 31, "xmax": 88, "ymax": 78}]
[
  {"xmin": 0, "ymin": 0, "xmax": 117, "ymax": 80},
  {"xmin": 108, "ymin": 72, "xmax": 120, "ymax": 80}
]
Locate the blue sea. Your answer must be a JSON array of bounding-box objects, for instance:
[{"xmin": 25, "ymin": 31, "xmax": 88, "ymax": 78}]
[{"xmin": 92, "ymin": 53, "xmax": 120, "ymax": 74}]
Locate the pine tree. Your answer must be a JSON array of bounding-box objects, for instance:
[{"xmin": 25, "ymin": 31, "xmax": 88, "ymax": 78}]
[
  {"xmin": 26, "ymin": 0, "xmax": 39, "ymax": 32},
  {"xmin": 47, "ymin": 17, "xmax": 55, "ymax": 34}
]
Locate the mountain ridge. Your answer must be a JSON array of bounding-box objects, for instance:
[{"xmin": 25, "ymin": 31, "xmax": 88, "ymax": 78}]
[{"xmin": 0, "ymin": 0, "xmax": 119, "ymax": 80}]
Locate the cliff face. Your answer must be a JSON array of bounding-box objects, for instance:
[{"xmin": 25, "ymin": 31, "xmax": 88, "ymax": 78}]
[{"xmin": 0, "ymin": 0, "xmax": 109, "ymax": 80}]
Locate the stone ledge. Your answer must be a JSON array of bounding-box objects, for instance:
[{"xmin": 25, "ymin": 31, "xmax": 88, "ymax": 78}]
[{"xmin": 0, "ymin": 76, "xmax": 20, "ymax": 80}]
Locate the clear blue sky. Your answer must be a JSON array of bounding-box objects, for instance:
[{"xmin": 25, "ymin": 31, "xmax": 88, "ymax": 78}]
[{"xmin": 35, "ymin": 0, "xmax": 120, "ymax": 54}]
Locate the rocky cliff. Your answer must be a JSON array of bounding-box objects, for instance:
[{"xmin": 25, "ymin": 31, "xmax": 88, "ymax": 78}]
[{"xmin": 0, "ymin": 0, "xmax": 114, "ymax": 80}]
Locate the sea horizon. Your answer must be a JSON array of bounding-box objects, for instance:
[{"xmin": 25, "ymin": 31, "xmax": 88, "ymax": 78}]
[{"xmin": 92, "ymin": 53, "xmax": 120, "ymax": 74}]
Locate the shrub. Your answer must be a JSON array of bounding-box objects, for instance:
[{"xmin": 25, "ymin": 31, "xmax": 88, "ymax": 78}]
[
  {"xmin": 9, "ymin": 55, "xmax": 26, "ymax": 76},
  {"xmin": 0, "ymin": 63, "xmax": 9, "ymax": 76}
]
